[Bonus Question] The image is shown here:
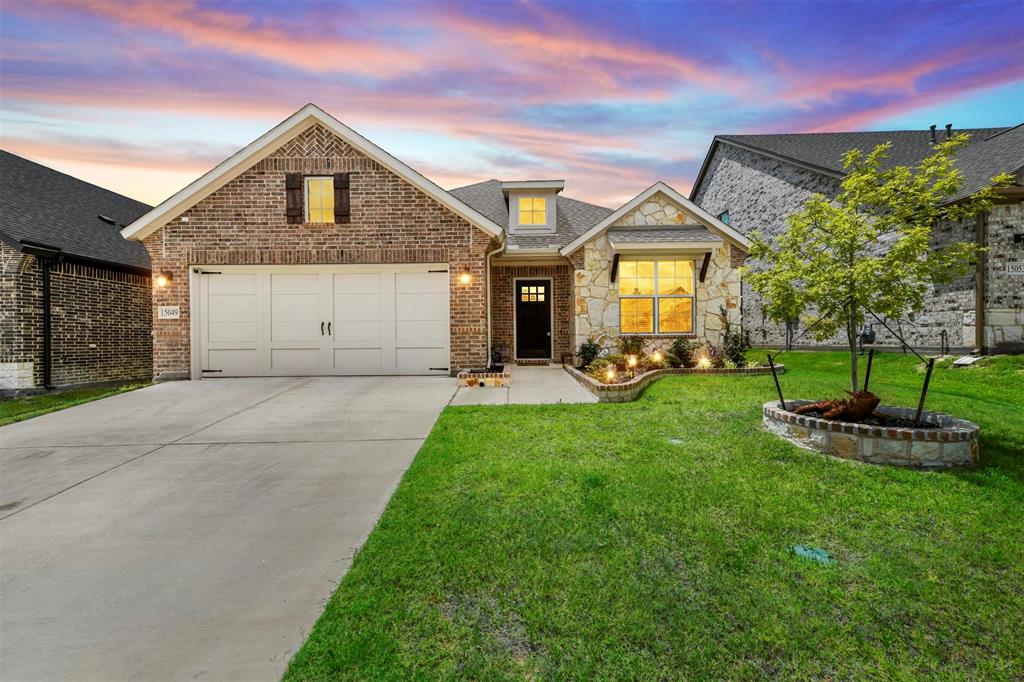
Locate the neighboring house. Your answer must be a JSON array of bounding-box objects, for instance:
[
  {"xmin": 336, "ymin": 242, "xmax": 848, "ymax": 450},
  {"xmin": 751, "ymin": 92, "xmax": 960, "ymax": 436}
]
[
  {"xmin": 0, "ymin": 151, "xmax": 153, "ymax": 393},
  {"xmin": 691, "ymin": 124, "xmax": 1024, "ymax": 353},
  {"xmin": 120, "ymin": 103, "xmax": 749, "ymax": 380}
]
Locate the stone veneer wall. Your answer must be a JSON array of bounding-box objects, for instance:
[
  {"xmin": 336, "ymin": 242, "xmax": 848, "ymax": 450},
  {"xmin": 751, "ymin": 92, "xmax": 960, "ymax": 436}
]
[
  {"xmin": 143, "ymin": 123, "xmax": 495, "ymax": 379},
  {"xmin": 490, "ymin": 263, "xmax": 574, "ymax": 363},
  {"xmin": 694, "ymin": 141, "xmax": 1023, "ymax": 353},
  {"xmin": 568, "ymin": 192, "xmax": 743, "ymax": 352},
  {"xmin": 0, "ymin": 242, "xmax": 152, "ymax": 392}
]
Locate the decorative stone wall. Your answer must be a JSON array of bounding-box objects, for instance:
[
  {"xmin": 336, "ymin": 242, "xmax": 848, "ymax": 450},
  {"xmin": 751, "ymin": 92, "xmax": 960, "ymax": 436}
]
[
  {"xmin": 565, "ymin": 363, "xmax": 781, "ymax": 402},
  {"xmin": 142, "ymin": 123, "xmax": 495, "ymax": 379},
  {"xmin": 694, "ymin": 141, "xmax": 1023, "ymax": 353},
  {"xmin": 763, "ymin": 400, "xmax": 979, "ymax": 467},
  {"xmin": 569, "ymin": 192, "xmax": 742, "ymax": 353}
]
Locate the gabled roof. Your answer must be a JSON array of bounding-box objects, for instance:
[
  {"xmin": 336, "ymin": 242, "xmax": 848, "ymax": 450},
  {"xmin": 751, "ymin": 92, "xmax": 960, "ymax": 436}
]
[
  {"xmin": 690, "ymin": 126, "xmax": 1017, "ymax": 200},
  {"xmin": 944, "ymin": 124, "xmax": 1024, "ymax": 202},
  {"xmin": 449, "ymin": 179, "xmax": 612, "ymax": 250},
  {"xmin": 0, "ymin": 150, "xmax": 151, "ymax": 271},
  {"xmin": 121, "ymin": 103, "xmax": 504, "ymax": 241},
  {"xmin": 560, "ymin": 181, "xmax": 750, "ymax": 256}
]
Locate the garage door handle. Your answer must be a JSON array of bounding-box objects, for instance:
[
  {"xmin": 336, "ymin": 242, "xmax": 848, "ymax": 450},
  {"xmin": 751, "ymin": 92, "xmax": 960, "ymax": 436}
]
[
  {"xmin": 321, "ymin": 321, "xmax": 325, "ymax": 336},
  {"xmin": 327, "ymin": 322, "xmax": 332, "ymax": 336}
]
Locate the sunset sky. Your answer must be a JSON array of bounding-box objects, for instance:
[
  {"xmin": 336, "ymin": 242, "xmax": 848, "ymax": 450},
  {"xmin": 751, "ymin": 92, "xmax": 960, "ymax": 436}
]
[{"xmin": 1, "ymin": 0, "xmax": 1021, "ymax": 208}]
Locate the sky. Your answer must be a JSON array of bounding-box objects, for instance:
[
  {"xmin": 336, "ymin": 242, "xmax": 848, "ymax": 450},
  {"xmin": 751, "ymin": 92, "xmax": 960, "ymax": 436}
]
[{"xmin": 1, "ymin": 0, "xmax": 1022, "ymax": 208}]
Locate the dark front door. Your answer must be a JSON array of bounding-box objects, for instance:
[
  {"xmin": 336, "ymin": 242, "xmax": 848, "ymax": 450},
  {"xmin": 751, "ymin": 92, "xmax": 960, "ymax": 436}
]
[{"xmin": 515, "ymin": 279, "xmax": 552, "ymax": 359}]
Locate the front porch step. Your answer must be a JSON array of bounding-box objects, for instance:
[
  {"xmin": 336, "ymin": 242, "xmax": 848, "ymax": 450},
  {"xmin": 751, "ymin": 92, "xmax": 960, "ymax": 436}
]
[{"xmin": 515, "ymin": 359, "xmax": 551, "ymax": 366}]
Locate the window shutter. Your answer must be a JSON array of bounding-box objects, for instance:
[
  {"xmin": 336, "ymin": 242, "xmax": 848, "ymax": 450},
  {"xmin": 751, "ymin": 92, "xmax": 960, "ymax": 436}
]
[
  {"xmin": 285, "ymin": 173, "xmax": 303, "ymax": 224},
  {"xmin": 334, "ymin": 172, "xmax": 350, "ymax": 224}
]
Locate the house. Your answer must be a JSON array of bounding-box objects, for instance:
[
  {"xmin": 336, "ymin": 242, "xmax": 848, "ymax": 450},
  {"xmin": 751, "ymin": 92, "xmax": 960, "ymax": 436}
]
[
  {"xmin": 119, "ymin": 103, "xmax": 749, "ymax": 380},
  {"xmin": 690, "ymin": 124, "xmax": 1024, "ymax": 353},
  {"xmin": 0, "ymin": 151, "xmax": 153, "ymax": 394}
]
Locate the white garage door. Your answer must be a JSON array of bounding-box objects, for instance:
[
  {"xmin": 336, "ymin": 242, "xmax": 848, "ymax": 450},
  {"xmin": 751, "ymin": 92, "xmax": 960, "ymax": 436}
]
[{"xmin": 195, "ymin": 265, "xmax": 450, "ymax": 376}]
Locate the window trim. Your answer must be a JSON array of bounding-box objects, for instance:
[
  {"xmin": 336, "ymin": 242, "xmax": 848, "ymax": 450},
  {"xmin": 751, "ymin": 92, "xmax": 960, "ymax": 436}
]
[
  {"xmin": 304, "ymin": 175, "xmax": 334, "ymax": 223},
  {"xmin": 618, "ymin": 257, "xmax": 697, "ymax": 335},
  {"xmin": 515, "ymin": 195, "xmax": 549, "ymax": 228}
]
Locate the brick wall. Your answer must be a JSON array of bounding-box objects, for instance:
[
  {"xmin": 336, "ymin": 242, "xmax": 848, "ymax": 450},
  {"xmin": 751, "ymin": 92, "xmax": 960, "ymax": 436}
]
[
  {"xmin": 142, "ymin": 123, "xmax": 495, "ymax": 378},
  {"xmin": 490, "ymin": 263, "xmax": 573, "ymax": 363},
  {"xmin": 1, "ymin": 242, "xmax": 152, "ymax": 391}
]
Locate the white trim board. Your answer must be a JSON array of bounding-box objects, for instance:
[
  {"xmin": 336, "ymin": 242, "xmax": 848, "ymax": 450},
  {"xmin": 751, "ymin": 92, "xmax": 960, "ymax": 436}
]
[
  {"xmin": 559, "ymin": 181, "xmax": 751, "ymax": 256},
  {"xmin": 121, "ymin": 103, "xmax": 504, "ymax": 242}
]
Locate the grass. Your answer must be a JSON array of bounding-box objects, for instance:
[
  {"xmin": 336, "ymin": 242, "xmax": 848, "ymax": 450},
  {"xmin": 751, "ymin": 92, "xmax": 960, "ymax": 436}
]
[
  {"xmin": 286, "ymin": 351, "xmax": 1024, "ymax": 680},
  {"xmin": 0, "ymin": 382, "xmax": 147, "ymax": 426}
]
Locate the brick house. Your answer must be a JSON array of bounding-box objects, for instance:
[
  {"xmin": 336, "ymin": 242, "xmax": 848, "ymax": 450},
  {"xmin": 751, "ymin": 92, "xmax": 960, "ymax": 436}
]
[
  {"xmin": 691, "ymin": 124, "xmax": 1024, "ymax": 353},
  {"xmin": 121, "ymin": 104, "xmax": 749, "ymax": 380},
  {"xmin": 1, "ymin": 151, "xmax": 153, "ymax": 394}
]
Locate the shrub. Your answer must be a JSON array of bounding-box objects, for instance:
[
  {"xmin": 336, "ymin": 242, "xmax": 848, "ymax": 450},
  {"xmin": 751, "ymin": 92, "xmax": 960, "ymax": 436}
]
[
  {"xmin": 586, "ymin": 357, "xmax": 620, "ymax": 383},
  {"xmin": 668, "ymin": 337, "xmax": 699, "ymax": 368},
  {"xmin": 719, "ymin": 306, "xmax": 750, "ymax": 367},
  {"xmin": 617, "ymin": 335, "xmax": 645, "ymax": 356},
  {"xmin": 643, "ymin": 354, "xmax": 668, "ymax": 371},
  {"xmin": 577, "ymin": 338, "xmax": 602, "ymax": 369}
]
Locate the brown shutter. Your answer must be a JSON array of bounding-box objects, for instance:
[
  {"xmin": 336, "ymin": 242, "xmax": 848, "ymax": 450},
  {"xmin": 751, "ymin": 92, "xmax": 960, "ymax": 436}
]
[
  {"xmin": 334, "ymin": 172, "xmax": 350, "ymax": 224},
  {"xmin": 285, "ymin": 173, "xmax": 303, "ymax": 224}
]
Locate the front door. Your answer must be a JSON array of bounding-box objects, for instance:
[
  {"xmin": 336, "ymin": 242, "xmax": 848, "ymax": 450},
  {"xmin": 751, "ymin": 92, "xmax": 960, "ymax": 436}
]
[{"xmin": 515, "ymin": 279, "xmax": 552, "ymax": 359}]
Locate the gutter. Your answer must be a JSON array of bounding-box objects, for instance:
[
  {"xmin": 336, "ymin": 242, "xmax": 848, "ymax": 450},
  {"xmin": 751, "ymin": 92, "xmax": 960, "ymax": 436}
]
[{"xmin": 18, "ymin": 241, "xmax": 63, "ymax": 389}]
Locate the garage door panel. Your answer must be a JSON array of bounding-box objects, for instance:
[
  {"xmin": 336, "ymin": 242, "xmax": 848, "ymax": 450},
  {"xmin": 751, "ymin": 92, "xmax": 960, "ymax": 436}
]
[
  {"xmin": 271, "ymin": 322, "xmax": 322, "ymax": 343},
  {"xmin": 271, "ymin": 348, "xmax": 321, "ymax": 371},
  {"xmin": 395, "ymin": 294, "xmax": 447, "ymax": 322},
  {"xmin": 208, "ymin": 295, "xmax": 257, "ymax": 323},
  {"xmin": 333, "ymin": 322, "xmax": 383, "ymax": 344},
  {"xmin": 332, "ymin": 294, "xmax": 382, "ymax": 321},
  {"xmin": 208, "ymin": 349, "xmax": 259, "ymax": 372},
  {"xmin": 208, "ymin": 322, "xmax": 258, "ymax": 345},
  {"xmin": 396, "ymin": 272, "xmax": 447, "ymax": 293},
  {"xmin": 397, "ymin": 348, "xmax": 447, "ymax": 373},
  {"xmin": 333, "ymin": 348, "xmax": 383, "ymax": 374},
  {"xmin": 271, "ymin": 274, "xmax": 319, "ymax": 295},
  {"xmin": 396, "ymin": 320, "xmax": 447, "ymax": 346},
  {"xmin": 334, "ymin": 273, "xmax": 381, "ymax": 294},
  {"xmin": 208, "ymin": 274, "xmax": 257, "ymax": 295}
]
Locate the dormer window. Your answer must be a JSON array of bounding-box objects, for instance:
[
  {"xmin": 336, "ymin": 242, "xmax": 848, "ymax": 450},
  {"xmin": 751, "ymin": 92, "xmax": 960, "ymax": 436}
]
[{"xmin": 518, "ymin": 197, "xmax": 547, "ymax": 226}]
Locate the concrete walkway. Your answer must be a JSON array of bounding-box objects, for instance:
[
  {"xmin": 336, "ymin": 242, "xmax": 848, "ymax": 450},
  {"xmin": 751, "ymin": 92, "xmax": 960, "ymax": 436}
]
[
  {"xmin": 450, "ymin": 364, "xmax": 597, "ymax": 406},
  {"xmin": 0, "ymin": 376, "xmax": 455, "ymax": 681}
]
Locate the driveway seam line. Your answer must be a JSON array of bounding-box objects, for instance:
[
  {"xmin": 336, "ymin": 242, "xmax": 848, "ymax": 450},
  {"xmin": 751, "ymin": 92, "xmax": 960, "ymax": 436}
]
[{"xmin": 1, "ymin": 379, "xmax": 315, "ymax": 520}]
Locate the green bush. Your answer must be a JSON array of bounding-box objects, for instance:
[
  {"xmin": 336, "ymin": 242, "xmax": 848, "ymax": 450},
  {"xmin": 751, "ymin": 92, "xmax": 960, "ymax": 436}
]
[
  {"xmin": 576, "ymin": 338, "xmax": 602, "ymax": 369},
  {"xmin": 668, "ymin": 337, "xmax": 699, "ymax": 368},
  {"xmin": 719, "ymin": 306, "xmax": 750, "ymax": 367},
  {"xmin": 616, "ymin": 335, "xmax": 645, "ymax": 356}
]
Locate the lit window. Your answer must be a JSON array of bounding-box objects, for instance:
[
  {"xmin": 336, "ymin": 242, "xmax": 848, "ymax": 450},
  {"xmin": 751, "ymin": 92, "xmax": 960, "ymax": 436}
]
[
  {"xmin": 518, "ymin": 197, "xmax": 547, "ymax": 225},
  {"xmin": 519, "ymin": 284, "xmax": 546, "ymax": 302},
  {"xmin": 718, "ymin": 210, "xmax": 730, "ymax": 225},
  {"xmin": 619, "ymin": 259, "xmax": 695, "ymax": 334},
  {"xmin": 306, "ymin": 177, "xmax": 334, "ymax": 223}
]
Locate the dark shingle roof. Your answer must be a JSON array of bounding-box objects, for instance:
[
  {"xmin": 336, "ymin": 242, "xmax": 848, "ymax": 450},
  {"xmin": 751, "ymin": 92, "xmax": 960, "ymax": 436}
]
[
  {"xmin": 715, "ymin": 127, "xmax": 1009, "ymax": 177},
  {"xmin": 0, "ymin": 150, "xmax": 152, "ymax": 271},
  {"xmin": 945, "ymin": 124, "xmax": 1024, "ymax": 202},
  {"xmin": 449, "ymin": 179, "xmax": 612, "ymax": 249},
  {"xmin": 608, "ymin": 226, "xmax": 721, "ymax": 243}
]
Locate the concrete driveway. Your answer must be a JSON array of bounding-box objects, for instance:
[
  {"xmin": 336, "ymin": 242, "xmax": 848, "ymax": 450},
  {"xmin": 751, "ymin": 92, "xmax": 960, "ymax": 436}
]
[{"xmin": 0, "ymin": 376, "xmax": 456, "ymax": 681}]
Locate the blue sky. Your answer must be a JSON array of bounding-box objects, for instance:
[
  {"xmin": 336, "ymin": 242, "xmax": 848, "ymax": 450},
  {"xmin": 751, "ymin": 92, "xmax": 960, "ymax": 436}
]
[{"xmin": 1, "ymin": 0, "xmax": 1021, "ymax": 206}]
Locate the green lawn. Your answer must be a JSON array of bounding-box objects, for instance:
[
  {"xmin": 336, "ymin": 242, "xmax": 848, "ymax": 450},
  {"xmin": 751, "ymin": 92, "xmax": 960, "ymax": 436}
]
[
  {"xmin": 286, "ymin": 352, "xmax": 1024, "ymax": 681},
  {"xmin": 0, "ymin": 383, "xmax": 147, "ymax": 427}
]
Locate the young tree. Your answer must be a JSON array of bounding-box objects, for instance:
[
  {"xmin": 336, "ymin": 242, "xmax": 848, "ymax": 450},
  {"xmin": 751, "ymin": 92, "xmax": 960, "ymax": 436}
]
[{"xmin": 744, "ymin": 134, "xmax": 1012, "ymax": 392}]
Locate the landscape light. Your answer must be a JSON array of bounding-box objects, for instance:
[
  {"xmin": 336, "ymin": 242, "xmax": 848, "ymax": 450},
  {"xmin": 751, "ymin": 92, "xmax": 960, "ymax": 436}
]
[
  {"xmin": 652, "ymin": 350, "xmax": 663, "ymax": 362},
  {"xmin": 628, "ymin": 355, "xmax": 638, "ymax": 367},
  {"xmin": 605, "ymin": 368, "xmax": 615, "ymax": 382},
  {"xmin": 697, "ymin": 356, "xmax": 711, "ymax": 369}
]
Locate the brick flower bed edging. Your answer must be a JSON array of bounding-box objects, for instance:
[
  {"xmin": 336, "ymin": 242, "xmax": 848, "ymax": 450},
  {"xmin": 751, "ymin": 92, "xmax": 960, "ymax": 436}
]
[
  {"xmin": 763, "ymin": 400, "xmax": 980, "ymax": 468},
  {"xmin": 563, "ymin": 364, "xmax": 784, "ymax": 403},
  {"xmin": 457, "ymin": 368, "xmax": 511, "ymax": 388}
]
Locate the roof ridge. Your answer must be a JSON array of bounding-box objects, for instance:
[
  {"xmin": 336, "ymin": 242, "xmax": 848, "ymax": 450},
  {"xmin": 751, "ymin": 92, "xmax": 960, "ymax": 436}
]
[{"xmin": 718, "ymin": 127, "xmax": 1009, "ymax": 138}]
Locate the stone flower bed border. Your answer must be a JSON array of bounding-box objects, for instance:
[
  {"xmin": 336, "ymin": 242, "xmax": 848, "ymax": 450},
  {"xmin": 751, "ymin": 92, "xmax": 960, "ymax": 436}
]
[
  {"xmin": 564, "ymin": 363, "xmax": 783, "ymax": 403},
  {"xmin": 763, "ymin": 400, "xmax": 979, "ymax": 468}
]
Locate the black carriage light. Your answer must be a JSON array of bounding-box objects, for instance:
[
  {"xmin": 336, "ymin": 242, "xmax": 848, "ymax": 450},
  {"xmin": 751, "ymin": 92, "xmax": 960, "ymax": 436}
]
[
  {"xmin": 154, "ymin": 271, "xmax": 173, "ymax": 288},
  {"xmin": 857, "ymin": 324, "xmax": 876, "ymax": 354}
]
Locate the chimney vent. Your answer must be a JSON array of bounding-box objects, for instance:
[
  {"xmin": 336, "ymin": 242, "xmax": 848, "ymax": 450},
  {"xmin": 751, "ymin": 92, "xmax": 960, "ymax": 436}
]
[
  {"xmin": 945, "ymin": 123, "xmax": 953, "ymax": 139},
  {"xmin": 929, "ymin": 124, "xmax": 937, "ymax": 144}
]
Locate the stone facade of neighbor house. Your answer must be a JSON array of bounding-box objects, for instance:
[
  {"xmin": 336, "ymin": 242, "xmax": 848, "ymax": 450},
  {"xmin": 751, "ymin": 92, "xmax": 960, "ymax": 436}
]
[
  {"xmin": 692, "ymin": 132, "xmax": 1024, "ymax": 353},
  {"xmin": 141, "ymin": 123, "xmax": 496, "ymax": 380},
  {"xmin": 569, "ymin": 192, "xmax": 744, "ymax": 352}
]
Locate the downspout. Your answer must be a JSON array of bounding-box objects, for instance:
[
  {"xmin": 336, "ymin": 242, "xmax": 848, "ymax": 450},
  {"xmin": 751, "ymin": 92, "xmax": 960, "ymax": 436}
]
[
  {"xmin": 485, "ymin": 237, "xmax": 506, "ymax": 368},
  {"xmin": 42, "ymin": 257, "xmax": 53, "ymax": 389},
  {"xmin": 974, "ymin": 211, "xmax": 987, "ymax": 354}
]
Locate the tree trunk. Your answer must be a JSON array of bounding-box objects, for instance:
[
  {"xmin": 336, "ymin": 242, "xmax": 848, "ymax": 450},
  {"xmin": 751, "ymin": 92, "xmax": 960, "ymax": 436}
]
[{"xmin": 847, "ymin": 306, "xmax": 859, "ymax": 392}]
